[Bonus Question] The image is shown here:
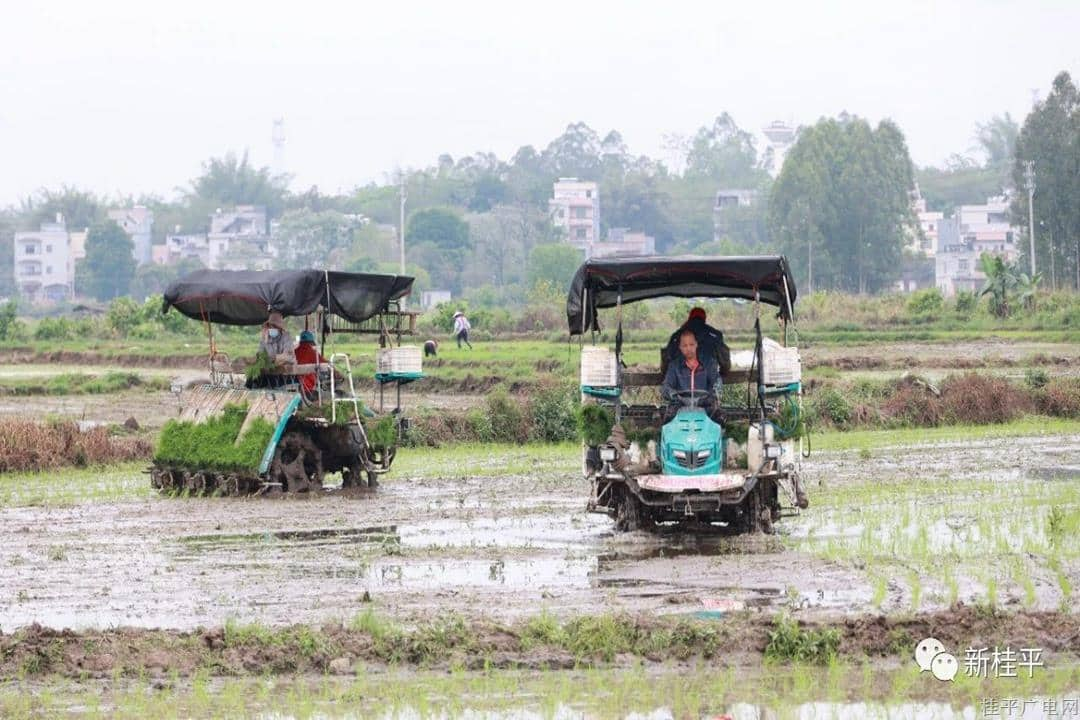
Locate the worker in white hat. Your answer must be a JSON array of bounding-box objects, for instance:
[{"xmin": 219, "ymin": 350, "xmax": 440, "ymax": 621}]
[{"xmin": 452, "ymin": 310, "xmax": 473, "ymax": 349}]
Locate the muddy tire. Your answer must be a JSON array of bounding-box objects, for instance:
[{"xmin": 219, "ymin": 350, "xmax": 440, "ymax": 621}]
[
  {"xmin": 614, "ymin": 487, "xmax": 643, "ymax": 532},
  {"xmin": 270, "ymin": 432, "xmax": 324, "ymax": 492}
]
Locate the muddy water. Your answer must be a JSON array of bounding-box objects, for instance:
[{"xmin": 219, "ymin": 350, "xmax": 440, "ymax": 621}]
[{"xmin": 1, "ymin": 434, "xmax": 1078, "ymax": 631}]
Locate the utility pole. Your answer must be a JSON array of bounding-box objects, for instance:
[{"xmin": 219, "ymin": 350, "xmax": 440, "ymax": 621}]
[
  {"xmin": 398, "ymin": 176, "xmax": 407, "ymax": 276},
  {"xmin": 1024, "ymin": 161, "xmax": 1036, "ymax": 276}
]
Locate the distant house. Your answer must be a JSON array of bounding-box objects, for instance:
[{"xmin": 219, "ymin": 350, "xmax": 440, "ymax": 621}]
[
  {"xmin": 909, "ymin": 186, "xmax": 942, "ymax": 258},
  {"xmin": 163, "ymin": 233, "xmax": 210, "ymax": 266},
  {"xmin": 207, "ymin": 206, "xmax": 274, "ymax": 270},
  {"xmin": 14, "ymin": 215, "xmax": 73, "ymax": 303},
  {"xmin": 549, "ymin": 178, "xmax": 599, "ymax": 253},
  {"xmin": 107, "ymin": 206, "xmax": 154, "ymax": 265},
  {"xmin": 935, "ymin": 196, "xmax": 1020, "ymax": 296},
  {"xmin": 590, "ymin": 228, "xmax": 655, "ymax": 259}
]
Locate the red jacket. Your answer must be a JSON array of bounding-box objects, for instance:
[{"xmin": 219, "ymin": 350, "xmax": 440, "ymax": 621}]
[{"xmin": 294, "ymin": 342, "xmax": 325, "ymax": 393}]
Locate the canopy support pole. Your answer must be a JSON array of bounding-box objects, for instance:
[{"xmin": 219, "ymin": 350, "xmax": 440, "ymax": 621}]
[{"xmin": 615, "ymin": 285, "xmax": 623, "ymax": 425}]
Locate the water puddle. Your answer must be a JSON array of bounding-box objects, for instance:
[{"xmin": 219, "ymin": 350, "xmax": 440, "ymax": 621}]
[{"xmin": 180, "ymin": 525, "xmax": 400, "ymax": 548}]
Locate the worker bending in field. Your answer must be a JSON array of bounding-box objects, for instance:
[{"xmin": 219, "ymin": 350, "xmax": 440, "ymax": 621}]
[{"xmin": 661, "ymin": 329, "xmax": 721, "ymax": 412}]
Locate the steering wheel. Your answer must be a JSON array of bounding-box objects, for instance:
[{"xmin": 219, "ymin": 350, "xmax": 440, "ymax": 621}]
[{"xmin": 671, "ymin": 389, "xmax": 712, "ymax": 408}]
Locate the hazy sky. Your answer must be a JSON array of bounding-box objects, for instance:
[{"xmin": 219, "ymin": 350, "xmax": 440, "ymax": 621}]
[{"xmin": 2, "ymin": 0, "xmax": 1077, "ymax": 206}]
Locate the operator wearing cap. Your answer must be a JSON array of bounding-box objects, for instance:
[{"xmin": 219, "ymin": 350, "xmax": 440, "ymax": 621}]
[{"xmin": 293, "ymin": 330, "xmax": 327, "ymax": 395}]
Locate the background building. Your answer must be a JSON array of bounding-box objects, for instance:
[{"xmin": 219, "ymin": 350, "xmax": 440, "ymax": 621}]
[
  {"xmin": 935, "ymin": 196, "xmax": 1020, "ymax": 296},
  {"xmin": 549, "ymin": 178, "xmax": 599, "ymax": 253},
  {"xmin": 909, "ymin": 186, "xmax": 942, "ymax": 257},
  {"xmin": 14, "ymin": 215, "xmax": 73, "ymax": 303},
  {"xmin": 107, "ymin": 206, "xmax": 154, "ymax": 265},
  {"xmin": 207, "ymin": 205, "xmax": 273, "ymax": 269}
]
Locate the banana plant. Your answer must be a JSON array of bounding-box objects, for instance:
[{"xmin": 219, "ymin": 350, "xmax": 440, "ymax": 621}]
[
  {"xmin": 978, "ymin": 254, "xmax": 1016, "ymax": 318},
  {"xmin": 1015, "ymin": 271, "xmax": 1043, "ymax": 312}
]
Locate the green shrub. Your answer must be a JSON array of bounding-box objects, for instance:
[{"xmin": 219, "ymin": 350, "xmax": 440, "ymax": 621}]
[
  {"xmin": 464, "ymin": 407, "xmax": 494, "ymax": 442},
  {"xmin": 906, "ymin": 288, "xmax": 944, "ymax": 321},
  {"xmin": 128, "ymin": 322, "xmax": 159, "ymax": 340},
  {"xmin": 1024, "ymin": 367, "xmax": 1050, "ymax": 390},
  {"xmin": 0, "ymin": 300, "xmax": 17, "ymax": 340},
  {"xmin": 106, "ymin": 297, "xmax": 141, "ymax": 337},
  {"xmin": 33, "ymin": 317, "xmax": 74, "ymax": 340},
  {"xmin": 954, "ymin": 290, "xmax": 978, "ymax": 316},
  {"xmin": 529, "ymin": 383, "xmax": 577, "ymax": 442},
  {"xmin": 486, "ymin": 388, "xmax": 528, "ymax": 443},
  {"xmin": 154, "ymin": 403, "xmax": 275, "ymax": 471},
  {"xmin": 807, "ymin": 387, "xmax": 851, "ymax": 428},
  {"xmin": 577, "ymin": 404, "xmax": 614, "ymax": 446}
]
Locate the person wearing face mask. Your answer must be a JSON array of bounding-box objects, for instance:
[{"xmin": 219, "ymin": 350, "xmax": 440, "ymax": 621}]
[{"xmin": 259, "ymin": 312, "xmax": 293, "ymax": 360}]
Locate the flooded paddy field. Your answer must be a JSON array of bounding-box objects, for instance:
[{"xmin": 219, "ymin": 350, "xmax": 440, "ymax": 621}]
[
  {"xmin": 7, "ymin": 662, "xmax": 1080, "ymax": 719},
  {"xmin": 2, "ymin": 432, "xmax": 1079, "ymax": 631}
]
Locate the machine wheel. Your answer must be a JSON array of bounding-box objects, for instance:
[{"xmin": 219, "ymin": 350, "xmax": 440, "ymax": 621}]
[
  {"xmin": 738, "ymin": 482, "xmax": 775, "ymax": 535},
  {"xmin": 614, "ymin": 487, "xmax": 643, "ymax": 532},
  {"xmin": 270, "ymin": 432, "xmax": 324, "ymax": 492},
  {"xmin": 341, "ymin": 460, "xmax": 363, "ymax": 488}
]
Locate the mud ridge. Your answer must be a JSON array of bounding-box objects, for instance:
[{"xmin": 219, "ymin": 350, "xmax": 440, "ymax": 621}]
[{"xmin": 2, "ymin": 606, "xmax": 1076, "ymax": 679}]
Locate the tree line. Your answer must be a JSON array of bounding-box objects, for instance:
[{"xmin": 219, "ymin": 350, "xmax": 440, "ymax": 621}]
[{"xmin": 2, "ymin": 70, "xmax": 1078, "ymax": 306}]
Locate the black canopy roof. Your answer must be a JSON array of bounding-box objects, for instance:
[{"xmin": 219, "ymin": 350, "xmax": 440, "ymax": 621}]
[
  {"xmin": 163, "ymin": 269, "xmax": 414, "ymax": 326},
  {"xmin": 566, "ymin": 255, "xmax": 797, "ymax": 334}
]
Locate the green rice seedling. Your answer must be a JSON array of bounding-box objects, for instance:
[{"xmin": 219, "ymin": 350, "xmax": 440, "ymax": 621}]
[
  {"xmin": 764, "ymin": 615, "xmax": 840, "ymax": 665},
  {"xmin": 576, "ymin": 404, "xmax": 614, "ymax": 446},
  {"xmin": 154, "ymin": 404, "xmax": 274, "ymax": 472},
  {"xmin": 907, "ymin": 571, "xmax": 922, "ymax": 611},
  {"xmin": 870, "ymin": 574, "xmax": 888, "ymax": 608},
  {"xmin": 366, "ymin": 415, "xmax": 398, "ymax": 450}
]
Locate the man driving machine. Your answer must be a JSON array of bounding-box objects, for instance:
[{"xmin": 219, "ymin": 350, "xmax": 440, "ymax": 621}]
[{"xmin": 661, "ymin": 329, "xmax": 721, "ymax": 412}]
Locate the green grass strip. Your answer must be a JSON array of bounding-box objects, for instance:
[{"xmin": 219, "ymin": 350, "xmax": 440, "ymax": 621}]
[{"xmin": 813, "ymin": 416, "xmax": 1080, "ymax": 451}]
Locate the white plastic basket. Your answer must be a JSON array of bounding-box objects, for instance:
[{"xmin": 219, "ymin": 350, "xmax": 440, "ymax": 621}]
[
  {"xmin": 580, "ymin": 346, "xmax": 617, "ymax": 387},
  {"xmin": 376, "ymin": 346, "xmax": 423, "ymax": 374},
  {"xmin": 762, "ymin": 340, "xmax": 801, "ymax": 386}
]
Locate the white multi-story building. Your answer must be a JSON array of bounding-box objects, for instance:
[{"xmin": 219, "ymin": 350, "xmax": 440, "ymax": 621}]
[
  {"xmin": 908, "ymin": 186, "xmax": 942, "ymax": 257},
  {"xmin": 14, "ymin": 216, "xmax": 73, "ymax": 303},
  {"xmin": 549, "ymin": 178, "xmax": 599, "ymax": 252},
  {"xmin": 935, "ymin": 196, "xmax": 1020, "ymax": 296},
  {"xmin": 107, "ymin": 206, "xmax": 154, "ymax": 265}
]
